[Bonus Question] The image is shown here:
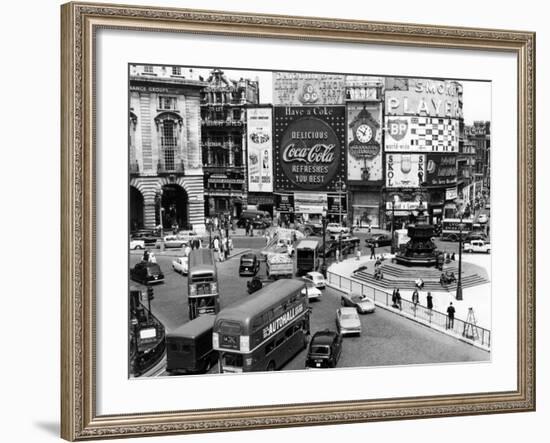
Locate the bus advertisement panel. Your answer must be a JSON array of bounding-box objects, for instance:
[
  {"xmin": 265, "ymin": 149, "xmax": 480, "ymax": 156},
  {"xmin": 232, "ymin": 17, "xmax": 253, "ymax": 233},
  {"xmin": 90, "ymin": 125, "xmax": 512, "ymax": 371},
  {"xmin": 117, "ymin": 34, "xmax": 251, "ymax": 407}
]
[
  {"xmin": 187, "ymin": 249, "xmax": 219, "ymax": 320},
  {"xmin": 213, "ymin": 279, "xmax": 309, "ymax": 373}
]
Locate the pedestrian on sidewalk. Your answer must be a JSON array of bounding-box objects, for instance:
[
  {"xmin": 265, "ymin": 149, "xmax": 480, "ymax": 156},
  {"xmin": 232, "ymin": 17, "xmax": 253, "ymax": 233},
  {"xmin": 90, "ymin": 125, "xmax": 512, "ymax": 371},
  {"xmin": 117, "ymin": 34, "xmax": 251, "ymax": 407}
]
[
  {"xmin": 368, "ymin": 224, "xmax": 372, "ymax": 233},
  {"xmin": 356, "ymin": 248, "xmax": 361, "ymax": 261},
  {"xmin": 446, "ymin": 302, "xmax": 456, "ymax": 329},
  {"xmin": 335, "ymin": 248, "xmax": 340, "ymax": 263},
  {"xmin": 395, "ymin": 289, "xmax": 402, "ymax": 310},
  {"xmin": 370, "ymin": 244, "xmax": 376, "ymax": 259},
  {"xmin": 391, "ymin": 288, "xmax": 398, "ymax": 308},
  {"xmin": 427, "ymin": 292, "xmax": 433, "ymax": 313},
  {"xmin": 412, "ymin": 288, "xmax": 419, "ymax": 307}
]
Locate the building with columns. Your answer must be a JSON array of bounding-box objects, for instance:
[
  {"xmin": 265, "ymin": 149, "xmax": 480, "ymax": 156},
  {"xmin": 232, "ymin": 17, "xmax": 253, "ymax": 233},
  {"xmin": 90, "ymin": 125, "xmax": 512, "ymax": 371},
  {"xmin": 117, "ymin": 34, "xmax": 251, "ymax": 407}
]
[
  {"xmin": 129, "ymin": 64, "xmax": 207, "ymax": 233},
  {"xmin": 200, "ymin": 69, "xmax": 259, "ymax": 217}
]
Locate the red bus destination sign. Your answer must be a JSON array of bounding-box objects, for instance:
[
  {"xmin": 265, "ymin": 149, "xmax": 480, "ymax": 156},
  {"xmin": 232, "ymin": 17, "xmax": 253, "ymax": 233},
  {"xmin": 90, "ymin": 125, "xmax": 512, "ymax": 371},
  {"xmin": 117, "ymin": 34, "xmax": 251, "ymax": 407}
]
[{"xmin": 274, "ymin": 106, "xmax": 346, "ymax": 191}]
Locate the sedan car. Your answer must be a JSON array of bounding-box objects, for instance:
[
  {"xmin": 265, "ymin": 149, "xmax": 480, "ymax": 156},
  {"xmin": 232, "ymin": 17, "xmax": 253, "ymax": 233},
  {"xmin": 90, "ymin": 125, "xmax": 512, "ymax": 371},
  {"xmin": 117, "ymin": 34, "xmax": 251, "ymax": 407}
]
[
  {"xmin": 326, "ymin": 223, "xmax": 350, "ymax": 235},
  {"xmin": 130, "ymin": 261, "xmax": 164, "ymax": 285},
  {"xmin": 303, "ymin": 271, "xmax": 326, "ymax": 289},
  {"xmin": 172, "ymin": 256, "xmax": 188, "ymax": 275},
  {"xmin": 341, "ymin": 292, "xmax": 376, "ymax": 314},
  {"xmin": 130, "ymin": 239, "xmax": 145, "ymax": 250},
  {"xmin": 477, "ymin": 214, "xmax": 489, "ymax": 224},
  {"xmin": 239, "ymin": 253, "xmax": 260, "ymax": 276},
  {"xmin": 336, "ymin": 307, "xmax": 362, "ymax": 336},
  {"xmin": 463, "ymin": 239, "xmax": 491, "ymax": 253},
  {"xmin": 131, "ymin": 230, "xmax": 158, "ymax": 246},
  {"xmin": 305, "ymin": 329, "xmax": 343, "ymax": 369},
  {"xmin": 155, "ymin": 235, "xmax": 187, "ymax": 249},
  {"xmin": 364, "ymin": 233, "xmax": 392, "ymax": 248},
  {"xmin": 301, "ymin": 285, "xmax": 322, "ymax": 301}
]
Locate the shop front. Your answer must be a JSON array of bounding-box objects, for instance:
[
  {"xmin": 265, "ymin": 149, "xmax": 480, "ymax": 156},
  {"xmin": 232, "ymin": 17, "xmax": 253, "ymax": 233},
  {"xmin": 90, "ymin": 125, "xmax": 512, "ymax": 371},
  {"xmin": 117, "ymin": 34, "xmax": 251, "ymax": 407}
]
[{"xmin": 350, "ymin": 190, "xmax": 381, "ymax": 228}]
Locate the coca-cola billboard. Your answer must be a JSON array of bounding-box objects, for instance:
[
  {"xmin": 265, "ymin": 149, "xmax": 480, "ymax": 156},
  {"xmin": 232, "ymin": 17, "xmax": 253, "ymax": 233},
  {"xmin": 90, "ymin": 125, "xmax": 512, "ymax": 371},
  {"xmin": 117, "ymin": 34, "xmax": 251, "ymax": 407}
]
[{"xmin": 274, "ymin": 106, "xmax": 345, "ymax": 191}]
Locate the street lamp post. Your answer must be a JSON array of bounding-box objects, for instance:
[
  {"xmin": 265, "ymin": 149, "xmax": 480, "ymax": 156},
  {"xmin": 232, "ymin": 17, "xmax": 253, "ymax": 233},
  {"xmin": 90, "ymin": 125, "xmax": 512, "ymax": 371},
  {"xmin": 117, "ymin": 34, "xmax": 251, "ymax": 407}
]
[
  {"xmin": 335, "ymin": 179, "xmax": 346, "ymax": 226},
  {"xmin": 321, "ymin": 208, "xmax": 328, "ymax": 277},
  {"xmin": 456, "ymin": 215, "xmax": 464, "ymax": 301},
  {"xmin": 155, "ymin": 190, "xmax": 165, "ymax": 251},
  {"xmin": 390, "ymin": 198, "xmax": 396, "ymax": 254}
]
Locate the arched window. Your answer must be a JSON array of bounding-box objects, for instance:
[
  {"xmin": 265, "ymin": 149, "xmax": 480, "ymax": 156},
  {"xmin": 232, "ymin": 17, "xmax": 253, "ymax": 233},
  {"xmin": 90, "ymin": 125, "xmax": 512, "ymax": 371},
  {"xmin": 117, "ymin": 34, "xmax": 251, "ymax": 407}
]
[{"xmin": 155, "ymin": 112, "xmax": 183, "ymax": 172}]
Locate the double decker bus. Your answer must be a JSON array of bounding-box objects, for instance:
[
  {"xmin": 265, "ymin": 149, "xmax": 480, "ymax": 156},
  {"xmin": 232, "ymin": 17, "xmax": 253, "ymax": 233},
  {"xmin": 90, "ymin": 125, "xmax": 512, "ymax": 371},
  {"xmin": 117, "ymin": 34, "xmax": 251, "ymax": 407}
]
[
  {"xmin": 213, "ymin": 279, "xmax": 310, "ymax": 373},
  {"xmin": 441, "ymin": 218, "xmax": 475, "ymax": 241},
  {"xmin": 296, "ymin": 238, "xmax": 322, "ymax": 276},
  {"xmin": 187, "ymin": 249, "xmax": 219, "ymax": 320}
]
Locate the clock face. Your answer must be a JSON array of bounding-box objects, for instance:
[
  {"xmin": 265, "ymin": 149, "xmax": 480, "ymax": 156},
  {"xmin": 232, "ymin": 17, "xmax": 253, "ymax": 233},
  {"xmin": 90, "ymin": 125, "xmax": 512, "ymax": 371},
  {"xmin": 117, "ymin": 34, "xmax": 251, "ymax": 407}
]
[{"xmin": 356, "ymin": 124, "xmax": 373, "ymax": 143}]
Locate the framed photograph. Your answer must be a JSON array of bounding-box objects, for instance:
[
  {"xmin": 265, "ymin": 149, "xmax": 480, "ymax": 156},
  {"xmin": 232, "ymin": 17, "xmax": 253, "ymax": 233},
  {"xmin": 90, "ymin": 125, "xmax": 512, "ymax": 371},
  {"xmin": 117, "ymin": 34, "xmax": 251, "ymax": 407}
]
[{"xmin": 61, "ymin": 1, "xmax": 536, "ymax": 440}]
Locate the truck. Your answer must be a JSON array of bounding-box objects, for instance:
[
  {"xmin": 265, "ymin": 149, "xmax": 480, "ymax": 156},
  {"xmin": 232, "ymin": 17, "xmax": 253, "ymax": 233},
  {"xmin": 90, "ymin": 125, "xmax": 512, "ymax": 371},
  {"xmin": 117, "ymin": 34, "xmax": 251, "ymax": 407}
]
[
  {"xmin": 266, "ymin": 253, "xmax": 294, "ymax": 279},
  {"xmin": 296, "ymin": 238, "xmax": 321, "ymax": 276}
]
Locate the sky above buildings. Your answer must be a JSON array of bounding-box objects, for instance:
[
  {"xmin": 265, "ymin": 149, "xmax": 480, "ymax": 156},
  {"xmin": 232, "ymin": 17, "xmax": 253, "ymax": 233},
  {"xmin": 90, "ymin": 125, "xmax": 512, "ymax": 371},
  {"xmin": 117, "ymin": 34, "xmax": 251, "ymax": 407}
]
[{"xmin": 192, "ymin": 67, "xmax": 491, "ymax": 125}]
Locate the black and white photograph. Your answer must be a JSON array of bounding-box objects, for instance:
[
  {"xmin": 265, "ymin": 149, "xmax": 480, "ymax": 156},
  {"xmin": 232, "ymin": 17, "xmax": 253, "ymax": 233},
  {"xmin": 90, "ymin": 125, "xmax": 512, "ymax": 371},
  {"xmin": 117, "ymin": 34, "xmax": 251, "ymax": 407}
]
[{"xmin": 128, "ymin": 65, "xmax": 492, "ymax": 377}]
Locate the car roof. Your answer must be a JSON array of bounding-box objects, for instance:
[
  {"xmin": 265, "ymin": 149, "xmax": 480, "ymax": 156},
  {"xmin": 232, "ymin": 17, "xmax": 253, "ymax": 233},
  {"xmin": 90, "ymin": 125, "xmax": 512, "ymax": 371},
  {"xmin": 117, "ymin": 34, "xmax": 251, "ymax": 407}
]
[
  {"xmin": 306, "ymin": 272, "xmax": 322, "ymax": 277},
  {"xmin": 311, "ymin": 330, "xmax": 338, "ymax": 344},
  {"xmin": 340, "ymin": 307, "xmax": 358, "ymax": 314},
  {"xmin": 241, "ymin": 253, "xmax": 256, "ymax": 259}
]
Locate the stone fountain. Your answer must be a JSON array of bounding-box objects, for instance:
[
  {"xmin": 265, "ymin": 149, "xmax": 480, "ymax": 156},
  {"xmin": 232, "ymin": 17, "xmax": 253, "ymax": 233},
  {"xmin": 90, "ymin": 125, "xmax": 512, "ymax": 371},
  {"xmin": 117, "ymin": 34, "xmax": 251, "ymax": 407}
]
[{"xmin": 395, "ymin": 208, "xmax": 438, "ymax": 267}]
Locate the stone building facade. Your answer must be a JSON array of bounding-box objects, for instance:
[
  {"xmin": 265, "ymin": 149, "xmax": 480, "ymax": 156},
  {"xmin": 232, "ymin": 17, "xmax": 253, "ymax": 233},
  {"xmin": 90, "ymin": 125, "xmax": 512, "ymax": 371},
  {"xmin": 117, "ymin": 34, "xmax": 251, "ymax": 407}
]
[{"xmin": 129, "ymin": 65, "xmax": 207, "ymax": 233}]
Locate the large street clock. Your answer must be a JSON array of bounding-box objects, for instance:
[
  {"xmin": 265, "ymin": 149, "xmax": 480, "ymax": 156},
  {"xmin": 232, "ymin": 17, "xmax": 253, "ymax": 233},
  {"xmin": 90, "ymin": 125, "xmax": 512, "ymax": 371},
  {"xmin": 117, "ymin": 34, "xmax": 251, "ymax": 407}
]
[
  {"xmin": 349, "ymin": 106, "xmax": 380, "ymax": 159},
  {"xmin": 355, "ymin": 123, "xmax": 373, "ymax": 144}
]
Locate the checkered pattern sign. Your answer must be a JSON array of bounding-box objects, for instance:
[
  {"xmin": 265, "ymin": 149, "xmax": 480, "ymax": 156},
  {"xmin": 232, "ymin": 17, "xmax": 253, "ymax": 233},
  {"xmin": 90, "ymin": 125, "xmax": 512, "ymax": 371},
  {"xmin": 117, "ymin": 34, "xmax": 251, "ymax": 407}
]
[
  {"xmin": 410, "ymin": 117, "xmax": 458, "ymax": 152},
  {"xmin": 385, "ymin": 116, "xmax": 459, "ymax": 153}
]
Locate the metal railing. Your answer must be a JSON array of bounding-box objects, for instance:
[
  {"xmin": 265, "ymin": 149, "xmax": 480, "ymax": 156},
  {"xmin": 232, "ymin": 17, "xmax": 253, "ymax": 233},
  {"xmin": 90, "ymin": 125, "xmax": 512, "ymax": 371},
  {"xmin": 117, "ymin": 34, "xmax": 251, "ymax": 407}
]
[{"xmin": 327, "ymin": 271, "xmax": 491, "ymax": 349}]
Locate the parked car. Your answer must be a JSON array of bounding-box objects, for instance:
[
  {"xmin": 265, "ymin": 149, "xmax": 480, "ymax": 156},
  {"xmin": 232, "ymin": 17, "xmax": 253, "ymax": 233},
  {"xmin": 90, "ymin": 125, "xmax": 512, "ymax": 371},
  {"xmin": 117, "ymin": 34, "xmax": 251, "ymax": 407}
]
[
  {"xmin": 130, "ymin": 239, "xmax": 145, "ymax": 250},
  {"xmin": 177, "ymin": 230, "xmax": 199, "ymax": 242},
  {"xmin": 130, "ymin": 261, "xmax": 164, "ymax": 285},
  {"xmin": 341, "ymin": 292, "xmax": 376, "ymax": 314},
  {"xmin": 336, "ymin": 307, "xmax": 362, "ymax": 336},
  {"xmin": 155, "ymin": 235, "xmax": 187, "ymax": 249},
  {"xmin": 364, "ymin": 233, "xmax": 392, "ymax": 248},
  {"xmin": 172, "ymin": 256, "xmax": 189, "ymax": 275},
  {"xmin": 301, "ymin": 284, "xmax": 322, "ymax": 301},
  {"xmin": 131, "ymin": 229, "xmax": 158, "ymax": 246},
  {"xmin": 305, "ymin": 329, "xmax": 343, "ymax": 369},
  {"xmin": 239, "ymin": 253, "xmax": 260, "ymax": 276},
  {"xmin": 477, "ymin": 214, "xmax": 489, "ymax": 224},
  {"xmin": 301, "ymin": 221, "xmax": 323, "ymax": 236},
  {"xmin": 463, "ymin": 239, "xmax": 491, "ymax": 253},
  {"xmin": 237, "ymin": 210, "xmax": 272, "ymax": 229},
  {"xmin": 465, "ymin": 231, "xmax": 488, "ymax": 242},
  {"xmin": 303, "ymin": 271, "xmax": 326, "ymax": 289},
  {"xmin": 326, "ymin": 223, "xmax": 350, "ymax": 235}
]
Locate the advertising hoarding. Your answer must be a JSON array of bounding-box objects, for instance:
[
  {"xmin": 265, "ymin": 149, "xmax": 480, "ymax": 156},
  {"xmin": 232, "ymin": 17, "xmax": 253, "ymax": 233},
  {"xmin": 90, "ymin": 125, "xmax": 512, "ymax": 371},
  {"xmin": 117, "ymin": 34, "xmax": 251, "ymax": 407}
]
[
  {"xmin": 274, "ymin": 106, "xmax": 346, "ymax": 191},
  {"xmin": 347, "ymin": 103, "xmax": 383, "ymax": 181},
  {"xmin": 385, "ymin": 78, "xmax": 462, "ymax": 119},
  {"xmin": 294, "ymin": 192, "xmax": 328, "ymax": 214},
  {"xmin": 426, "ymin": 154, "xmax": 457, "ymax": 186},
  {"xmin": 386, "ymin": 153, "xmax": 426, "ymax": 188},
  {"xmin": 384, "ymin": 116, "xmax": 459, "ymax": 153},
  {"xmin": 246, "ymin": 107, "xmax": 273, "ymax": 192},
  {"xmin": 273, "ymin": 72, "xmax": 345, "ymax": 106}
]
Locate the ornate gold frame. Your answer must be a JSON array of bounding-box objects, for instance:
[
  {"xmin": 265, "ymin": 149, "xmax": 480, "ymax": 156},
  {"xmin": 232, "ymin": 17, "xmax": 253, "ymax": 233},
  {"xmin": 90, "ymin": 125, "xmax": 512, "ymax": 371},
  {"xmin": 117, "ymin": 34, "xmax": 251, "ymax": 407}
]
[{"xmin": 61, "ymin": 1, "xmax": 536, "ymax": 440}]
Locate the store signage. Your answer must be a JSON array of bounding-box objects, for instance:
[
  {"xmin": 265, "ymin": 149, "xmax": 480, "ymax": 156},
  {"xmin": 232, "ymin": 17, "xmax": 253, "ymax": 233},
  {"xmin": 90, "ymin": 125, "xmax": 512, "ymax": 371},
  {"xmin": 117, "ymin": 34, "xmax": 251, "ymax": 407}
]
[
  {"xmin": 385, "ymin": 201, "xmax": 426, "ymax": 211},
  {"xmin": 426, "ymin": 154, "xmax": 457, "ymax": 186},
  {"xmin": 275, "ymin": 194, "xmax": 294, "ymax": 212},
  {"xmin": 384, "ymin": 116, "xmax": 459, "ymax": 153},
  {"xmin": 247, "ymin": 107, "xmax": 273, "ymax": 193},
  {"xmin": 347, "ymin": 103, "xmax": 383, "ymax": 181},
  {"xmin": 328, "ymin": 195, "xmax": 347, "ymax": 214},
  {"xmin": 446, "ymin": 187, "xmax": 458, "ymax": 200},
  {"xmin": 274, "ymin": 107, "xmax": 345, "ymax": 191},
  {"xmin": 273, "ymin": 72, "xmax": 345, "ymax": 106},
  {"xmin": 386, "ymin": 154, "xmax": 425, "ymax": 188},
  {"xmin": 385, "ymin": 78, "xmax": 462, "ymax": 119},
  {"xmin": 294, "ymin": 192, "xmax": 328, "ymax": 214}
]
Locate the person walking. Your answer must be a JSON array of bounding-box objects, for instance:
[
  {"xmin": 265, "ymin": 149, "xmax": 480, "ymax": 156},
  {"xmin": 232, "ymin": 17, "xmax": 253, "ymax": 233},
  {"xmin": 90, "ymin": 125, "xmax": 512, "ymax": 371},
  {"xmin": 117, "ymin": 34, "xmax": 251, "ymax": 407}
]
[
  {"xmin": 142, "ymin": 249, "xmax": 150, "ymax": 262},
  {"xmin": 426, "ymin": 292, "xmax": 433, "ymax": 313},
  {"xmin": 370, "ymin": 243, "xmax": 376, "ymax": 259},
  {"xmin": 412, "ymin": 288, "xmax": 419, "ymax": 307},
  {"xmin": 356, "ymin": 248, "xmax": 361, "ymax": 261},
  {"xmin": 446, "ymin": 302, "xmax": 456, "ymax": 329},
  {"xmin": 335, "ymin": 248, "xmax": 340, "ymax": 263},
  {"xmin": 395, "ymin": 289, "xmax": 402, "ymax": 310},
  {"xmin": 391, "ymin": 288, "xmax": 398, "ymax": 308}
]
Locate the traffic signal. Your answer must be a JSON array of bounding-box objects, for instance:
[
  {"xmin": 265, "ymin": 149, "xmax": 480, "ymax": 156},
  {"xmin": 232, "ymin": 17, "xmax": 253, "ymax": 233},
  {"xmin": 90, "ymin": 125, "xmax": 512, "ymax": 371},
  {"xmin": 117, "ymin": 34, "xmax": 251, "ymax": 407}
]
[{"xmin": 147, "ymin": 286, "xmax": 154, "ymax": 301}]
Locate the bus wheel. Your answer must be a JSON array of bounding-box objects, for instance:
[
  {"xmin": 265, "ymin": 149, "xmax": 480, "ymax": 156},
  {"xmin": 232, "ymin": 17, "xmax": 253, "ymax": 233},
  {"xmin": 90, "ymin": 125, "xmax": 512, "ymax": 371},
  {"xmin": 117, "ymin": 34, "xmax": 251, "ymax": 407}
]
[
  {"xmin": 267, "ymin": 361, "xmax": 276, "ymax": 371},
  {"xmin": 204, "ymin": 359, "xmax": 212, "ymax": 373}
]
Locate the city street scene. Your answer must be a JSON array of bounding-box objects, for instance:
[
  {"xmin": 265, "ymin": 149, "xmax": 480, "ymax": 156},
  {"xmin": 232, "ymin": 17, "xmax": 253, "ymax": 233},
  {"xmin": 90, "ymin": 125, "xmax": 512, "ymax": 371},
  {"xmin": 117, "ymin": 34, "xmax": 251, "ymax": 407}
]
[{"xmin": 128, "ymin": 65, "xmax": 491, "ymax": 378}]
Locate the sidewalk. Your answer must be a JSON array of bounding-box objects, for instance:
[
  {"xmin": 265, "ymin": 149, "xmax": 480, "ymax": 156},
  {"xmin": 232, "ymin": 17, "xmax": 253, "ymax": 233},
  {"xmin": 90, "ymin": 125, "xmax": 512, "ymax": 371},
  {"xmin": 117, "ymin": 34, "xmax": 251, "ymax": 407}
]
[{"xmin": 328, "ymin": 254, "xmax": 492, "ymax": 333}]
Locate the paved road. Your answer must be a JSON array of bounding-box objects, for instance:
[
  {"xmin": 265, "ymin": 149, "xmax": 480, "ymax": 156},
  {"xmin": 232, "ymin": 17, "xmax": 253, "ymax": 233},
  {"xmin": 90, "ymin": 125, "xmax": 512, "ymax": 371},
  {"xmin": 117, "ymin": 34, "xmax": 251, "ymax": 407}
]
[{"xmin": 130, "ymin": 248, "xmax": 489, "ymax": 376}]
